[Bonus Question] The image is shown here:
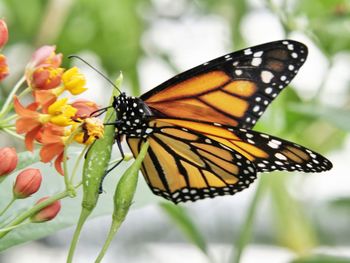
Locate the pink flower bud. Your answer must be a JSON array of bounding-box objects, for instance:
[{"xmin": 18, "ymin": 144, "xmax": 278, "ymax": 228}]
[
  {"xmin": 0, "ymin": 147, "xmax": 18, "ymax": 176},
  {"xmin": 13, "ymin": 168, "xmax": 42, "ymax": 199},
  {"xmin": 0, "ymin": 19, "xmax": 8, "ymax": 49},
  {"xmin": 71, "ymin": 99, "xmax": 99, "ymax": 119},
  {"xmin": 31, "ymin": 197, "xmax": 61, "ymax": 223}
]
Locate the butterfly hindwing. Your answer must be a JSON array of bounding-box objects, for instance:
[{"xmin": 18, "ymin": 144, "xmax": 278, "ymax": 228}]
[
  {"xmin": 142, "ymin": 40, "xmax": 308, "ymax": 129},
  {"xmin": 126, "ymin": 119, "xmax": 257, "ymax": 204},
  {"xmin": 143, "ymin": 118, "xmax": 332, "ymax": 174},
  {"xmin": 233, "ymin": 128, "xmax": 333, "ymax": 173}
]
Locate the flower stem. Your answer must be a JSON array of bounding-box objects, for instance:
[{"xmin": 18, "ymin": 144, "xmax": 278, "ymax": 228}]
[
  {"xmin": 17, "ymin": 87, "xmax": 32, "ymax": 99},
  {"xmin": 95, "ymin": 219, "xmax": 122, "ymax": 263},
  {"xmin": 0, "ymin": 197, "xmax": 16, "ymax": 217},
  {"xmin": 0, "ymin": 191, "xmax": 69, "ymax": 239},
  {"xmin": 66, "ymin": 207, "xmax": 91, "ymax": 263},
  {"xmin": 0, "ymin": 221, "xmax": 29, "ymax": 232},
  {"xmin": 63, "ymin": 127, "xmax": 83, "ymax": 196},
  {"xmin": 2, "ymin": 128, "xmax": 24, "ymax": 141},
  {"xmin": 0, "ymin": 76, "xmax": 26, "ymax": 118},
  {"xmin": 69, "ymin": 145, "xmax": 89, "ymax": 185}
]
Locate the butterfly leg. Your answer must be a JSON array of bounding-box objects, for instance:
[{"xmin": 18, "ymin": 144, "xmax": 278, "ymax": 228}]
[{"xmin": 98, "ymin": 136, "xmax": 125, "ymax": 193}]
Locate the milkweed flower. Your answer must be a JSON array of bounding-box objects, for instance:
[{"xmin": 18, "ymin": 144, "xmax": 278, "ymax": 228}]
[
  {"xmin": 13, "ymin": 168, "xmax": 42, "ymax": 199},
  {"xmin": 39, "ymin": 124, "xmax": 69, "ymax": 175},
  {"xmin": 73, "ymin": 117, "xmax": 104, "ymax": 145},
  {"xmin": 30, "ymin": 197, "xmax": 61, "ymax": 223},
  {"xmin": 0, "ymin": 147, "xmax": 18, "ymax": 176},
  {"xmin": 31, "ymin": 67, "xmax": 88, "ymax": 108},
  {"xmin": 30, "ymin": 66, "xmax": 64, "ymax": 90},
  {"xmin": 47, "ymin": 98, "xmax": 77, "ymax": 126}
]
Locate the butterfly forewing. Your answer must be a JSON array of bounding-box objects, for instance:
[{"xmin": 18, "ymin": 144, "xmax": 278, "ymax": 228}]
[
  {"xmin": 141, "ymin": 40, "xmax": 308, "ymax": 129},
  {"xmin": 127, "ymin": 119, "xmax": 257, "ymax": 203}
]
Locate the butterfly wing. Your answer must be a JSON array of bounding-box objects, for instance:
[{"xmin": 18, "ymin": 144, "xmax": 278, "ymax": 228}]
[
  {"xmin": 141, "ymin": 40, "xmax": 307, "ymax": 129},
  {"xmin": 146, "ymin": 118, "xmax": 332, "ymax": 173},
  {"xmin": 126, "ymin": 119, "xmax": 257, "ymax": 203}
]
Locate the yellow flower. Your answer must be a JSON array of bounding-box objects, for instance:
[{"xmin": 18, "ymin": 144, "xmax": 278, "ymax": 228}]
[
  {"xmin": 74, "ymin": 117, "xmax": 104, "ymax": 145},
  {"xmin": 48, "ymin": 98, "xmax": 77, "ymax": 126},
  {"xmin": 62, "ymin": 67, "xmax": 87, "ymax": 95}
]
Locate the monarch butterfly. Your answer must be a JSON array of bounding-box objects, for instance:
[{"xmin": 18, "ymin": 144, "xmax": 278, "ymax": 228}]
[{"xmin": 109, "ymin": 40, "xmax": 332, "ymax": 204}]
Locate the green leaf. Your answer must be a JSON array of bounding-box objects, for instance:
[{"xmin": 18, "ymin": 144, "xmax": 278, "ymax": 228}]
[
  {"xmin": 288, "ymin": 103, "xmax": 350, "ymax": 132},
  {"xmin": 159, "ymin": 202, "xmax": 208, "ymax": 255},
  {"xmin": 14, "ymin": 150, "xmax": 41, "ymax": 172},
  {"xmin": 291, "ymin": 254, "xmax": 350, "ymax": 263}
]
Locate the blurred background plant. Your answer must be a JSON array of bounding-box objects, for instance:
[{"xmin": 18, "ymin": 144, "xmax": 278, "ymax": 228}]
[{"xmin": 0, "ymin": 0, "xmax": 349, "ymax": 262}]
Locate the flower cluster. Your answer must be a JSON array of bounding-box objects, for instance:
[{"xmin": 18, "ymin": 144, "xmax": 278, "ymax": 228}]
[
  {"xmin": 0, "ymin": 18, "xmax": 107, "ymax": 238},
  {"xmin": 14, "ymin": 46, "xmax": 103, "ymax": 175}
]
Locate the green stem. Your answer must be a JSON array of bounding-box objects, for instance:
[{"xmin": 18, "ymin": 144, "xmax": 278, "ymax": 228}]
[
  {"xmin": 2, "ymin": 128, "xmax": 24, "ymax": 141},
  {"xmin": 66, "ymin": 208, "xmax": 91, "ymax": 263},
  {"xmin": 95, "ymin": 219, "xmax": 122, "ymax": 263},
  {"xmin": 0, "ymin": 76, "xmax": 26, "ymax": 118},
  {"xmin": 108, "ymin": 152, "xmax": 133, "ymax": 167},
  {"xmin": 0, "ymin": 197, "xmax": 16, "ymax": 217},
  {"xmin": 0, "ymin": 191, "xmax": 69, "ymax": 239},
  {"xmin": 69, "ymin": 145, "xmax": 89, "ymax": 185},
  {"xmin": 0, "ymin": 221, "xmax": 29, "ymax": 232},
  {"xmin": 17, "ymin": 87, "xmax": 32, "ymax": 99},
  {"xmin": 63, "ymin": 127, "xmax": 83, "ymax": 196},
  {"xmin": 230, "ymin": 176, "xmax": 267, "ymax": 263}
]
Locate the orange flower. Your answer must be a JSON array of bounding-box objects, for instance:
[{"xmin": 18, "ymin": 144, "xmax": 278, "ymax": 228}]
[
  {"xmin": 40, "ymin": 124, "xmax": 68, "ymax": 175},
  {"xmin": 0, "ymin": 54, "xmax": 9, "ymax": 81},
  {"xmin": 14, "ymin": 97, "xmax": 50, "ymax": 151}
]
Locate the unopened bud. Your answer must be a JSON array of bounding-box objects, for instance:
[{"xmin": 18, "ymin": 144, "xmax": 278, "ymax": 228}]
[
  {"xmin": 13, "ymin": 168, "xmax": 42, "ymax": 199},
  {"xmin": 0, "ymin": 147, "xmax": 18, "ymax": 176},
  {"xmin": 30, "ymin": 197, "xmax": 61, "ymax": 223}
]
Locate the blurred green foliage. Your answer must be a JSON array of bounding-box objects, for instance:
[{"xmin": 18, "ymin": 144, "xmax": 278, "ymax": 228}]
[{"xmin": 1, "ymin": 0, "xmax": 350, "ymax": 262}]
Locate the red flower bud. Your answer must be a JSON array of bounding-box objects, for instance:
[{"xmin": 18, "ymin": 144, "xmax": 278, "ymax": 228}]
[
  {"xmin": 0, "ymin": 19, "xmax": 8, "ymax": 49},
  {"xmin": 0, "ymin": 147, "xmax": 18, "ymax": 176},
  {"xmin": 13, "ymin": 168, "xmax": 42, "ymax": 199},
  {"xmin": 71, "ymin": 99, "xmax": 99, "ymax": 119},
  {"xmin": 0, "ymin": 54, "xmax": 9, "ymax": 81},
  {"xmin": 30, "ymin": 197, "xmax": 61, "ymax": 223}
]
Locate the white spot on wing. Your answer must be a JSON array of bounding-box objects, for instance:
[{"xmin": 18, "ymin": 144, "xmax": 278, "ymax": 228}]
[{"xmin": 261, "ymin": 71, "xmax": 274, "ymax": 83}]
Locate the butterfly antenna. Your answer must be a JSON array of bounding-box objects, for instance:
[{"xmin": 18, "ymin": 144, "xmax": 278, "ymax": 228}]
[{"xmin": 68, "ymin": 55, "xmax": 122, "ymax": 93}]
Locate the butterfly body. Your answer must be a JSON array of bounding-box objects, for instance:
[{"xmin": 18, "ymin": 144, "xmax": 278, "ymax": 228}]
[{"xmin": 111, "ymin": 40, "xmax": 332, "ymax": 204}]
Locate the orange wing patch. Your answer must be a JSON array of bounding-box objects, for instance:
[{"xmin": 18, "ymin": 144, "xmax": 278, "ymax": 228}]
[
  {"xmin": 145, "ymin": 72, "xmax": 259, "ymax": 127},
  {"xmin": 146, "ymin": 71, "xmax": 230, "ymax": 103}
]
